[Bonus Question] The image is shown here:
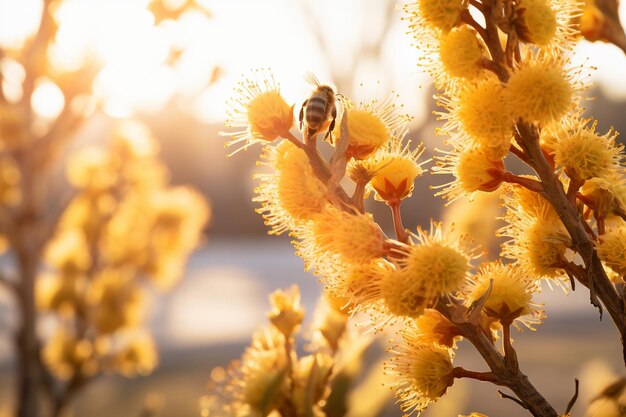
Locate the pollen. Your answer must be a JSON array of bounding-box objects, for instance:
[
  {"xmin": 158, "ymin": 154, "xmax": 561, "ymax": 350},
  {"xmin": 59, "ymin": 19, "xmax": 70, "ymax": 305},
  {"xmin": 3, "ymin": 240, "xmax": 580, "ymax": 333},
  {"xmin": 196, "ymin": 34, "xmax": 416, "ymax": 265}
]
[
  {"xmin": 439, "ymin": 26, "xmax": 486, "ymax": 80},
  {"xmin": 311, "ymin": 205, "xmax": 386, "ymax": 264},
  {"xmin": 504, "ymin": 58, "xmax": 573, "ymax": 126},
  {"xmin": 465, "ymin": 261, "xmax": 543, "ymax": 329},
  {"xmin": 514, "ymin": 0, "xmax": 558, "ymax": 46},
  {"xmin": 222, "ymin": 69, "xmax": 294, "ymax": 155},
  {"xmin": 386, "ymin": 324, "xmax": 455, "ymax": 415},
  {"xmin": 598, "ymin": 224, "xmax": 626, "ymax": 276}
]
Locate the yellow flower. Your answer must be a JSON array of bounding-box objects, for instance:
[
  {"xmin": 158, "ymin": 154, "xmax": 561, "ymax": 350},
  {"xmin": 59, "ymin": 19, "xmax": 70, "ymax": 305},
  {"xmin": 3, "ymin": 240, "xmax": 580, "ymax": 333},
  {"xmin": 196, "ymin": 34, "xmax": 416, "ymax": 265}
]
[
  {"xmin": 514, "ymin": 0, "xmax": 558, "ymax": 45},
  {"xmin": 598, "ymin": 225, "xmax": 626, "ymax": 276},
  {"xmin": 501, "ymin": 204, "xmax": 571, "ymax": 281},
  {"xmin": 255, "ymin": 140, "xmax": 328, "ymax": 235},
  {"xmin": 45, "ymin": 229, "xmax": 91, "ymax": 276},
  {"xmin": 504, "ymin": 55, "xmax": 574, "ymax": 126},
  {"xmin": 333, "ymin": 96, "xmax": 410, "ymax": 160},
  {"xmin": 267, "ymin": 285, "xmax": 305, "ymax": 338},
  {"xmin": 114, "ymin": 332, "xmax": 158, "ymax": 377},
  {"xmin": 311, "ymin": 205, "xmax": 386, "ymax": 264},
  {"xmin": 67, "ymin": 147, "xmax": 118, "ymax": 191},
  {"xmin": 405, "ymin": 0, "xmax": 466, "ymax": 33},
  {"xmin": 367, "ymin": 130, "xmax": 428, "ymax": 202},
  {"xmin": 465, "ymin": 262, "xmax": 544, "ymax": 329},
  {"xmin": 386, "ymin": 323, "xmax": 455, "ymax": 415},
  {"xmin": 381, "ymin": 222, "xmax": 476, "ymax": 318},
  {"xmin": 433, "ymin": 146, "xmax": 506, "ymax": 204},
  {"xmin": 222, "ymin": 69, "xmax": 294, "ymax": 155},
  {"xmin": 452, "ymin": 77, "xmax": 514, "ymax": 159},
  {"xmin": 439, "ymin": 26, "xmax": 486, "ymax": 80},
  {"xmin": 43, "ymin": 329, "xmax": 97, "ymax": 380},
  {"xmin": 546, "ymin": 114, "xmax": 623, "ymax": 182},
  {"xmin": 88, "ymin": 269, "xmax": 144, "ymax": 335}
]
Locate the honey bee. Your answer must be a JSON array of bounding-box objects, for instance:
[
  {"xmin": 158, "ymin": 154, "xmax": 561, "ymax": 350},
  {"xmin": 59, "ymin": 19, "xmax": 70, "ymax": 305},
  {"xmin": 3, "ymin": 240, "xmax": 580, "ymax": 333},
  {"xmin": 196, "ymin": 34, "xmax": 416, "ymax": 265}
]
[{"xmin": 299, "ymin": 72, "xmax": 338, "ymax": 139}]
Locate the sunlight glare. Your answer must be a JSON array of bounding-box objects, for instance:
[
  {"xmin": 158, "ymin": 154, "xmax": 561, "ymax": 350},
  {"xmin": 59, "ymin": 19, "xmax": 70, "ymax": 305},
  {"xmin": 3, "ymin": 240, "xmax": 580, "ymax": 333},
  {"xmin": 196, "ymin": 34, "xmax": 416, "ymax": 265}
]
[
  {"xmin": 0, "ymin": 0, "xmax": 42, "ymax": 49},
  {"xmin": 31, "ymin": 78, "xmax": 65, "ymax": 120}
]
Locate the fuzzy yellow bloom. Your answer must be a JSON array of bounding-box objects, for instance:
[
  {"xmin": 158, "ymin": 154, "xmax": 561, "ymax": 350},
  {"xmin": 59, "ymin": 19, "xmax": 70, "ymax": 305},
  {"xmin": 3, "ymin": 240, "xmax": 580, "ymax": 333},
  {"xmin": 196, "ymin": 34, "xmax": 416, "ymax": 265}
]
[
  {"xmin": 43, "ymin": 329, "xmax": 97, "ymax": 380},
  {"xmin": 514, "ymin": 0, "xmax": 558, "ymax": 45},
  {"xmin": 255, "ymin": 140, "xmax": 327, "ymax": 235},
  {"xmin": 414, "ymin": 309, "xmax": 462, "ymax": 348},
  {"xmin": 505, "ymin": 57, "xmax": 573, "ymax": 125},
  {"xmin": 434, "ymin": 146, "xmax": 506, "ymax": 204},
  {"xmin": 267, "ymin": 285, "xmax": 305, "ymax": 338},
  {"xmin": 455, "ymin": 77, "xmax": 513, "ymax": 159},
  {"xmin": 115, "ymin": 333, "xmax": 158, "ymax": 377},
  {"xmin": 439, "ymin": 26, "xmax": 486, "ymax": 80},
  {"xmin": 88, "ymin": 270, "xmax": 144, "ymax": 335},
  {"xmin": 370, "ymin": 152, "xmax": 425, "ymax": 202},
  {"xmin": 381, "ymin": 222, "xmax": 475, "ymax": 318},
  {"xmin": 406, "ymin": 0, "xmax": 466, "ymax": 33},
  {"xmin": 45, "ymin": 229, "xmax": 91, "ymax": 276},
  {"xmin": 510, "ymin": 181, "xmax": 558, "ymax": 219},
  {"xmin": 222, "ymin": 69, "xmax": 294, "ymax": 155},
  {"xmin": 386, "ymin": 323, "xmax": 455, "ymax": 415},
  {"xmin": 67, "ymin": 147, "xmax": 118, "ymax": 191},
  {"xmin": 598, "ymin": 225, "xmax": 626, "ymax": 276},
  {"xmin": 547, "ymin": 115, "xmax": 623, "ymax": 182},
  {"xmin": 240, "ymin": 327, "xmax": 289, "ymax": 414},
  {"xmin": 311, "ymin": 205, "xmax": 386, "ymax": 263},
  {"xmin": 466, "ymin": 262, "xmax": 543, "ymax": 329},
  {"xmin": 581, "ymin": 175, "xmax": 626, "ymax": 221},
  {"xmin": 292, "ymin": 353, "xmax": 333, "ymax": 416},
  {"xmin": 332, "ymin": 95, "xmax": 410, "ymax": 160}
]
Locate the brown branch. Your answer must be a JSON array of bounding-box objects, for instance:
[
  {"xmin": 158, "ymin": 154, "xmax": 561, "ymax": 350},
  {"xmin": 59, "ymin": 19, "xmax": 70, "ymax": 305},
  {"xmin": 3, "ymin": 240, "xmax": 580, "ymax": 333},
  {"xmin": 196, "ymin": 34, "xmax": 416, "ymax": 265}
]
[
  {"xmin": 514, "ymin": 121, "xmax": 626, "ymax": 363},
  {"xmin": 502, "ymin": 320, "xmax": 519, "ymax": 369},
  {"xmin": 499, "ymin": 390, "xmax": 528, "ymax": 410},
  {"xmin": 564, "ymin": 379, "xmax": 579, "ymax": 415},
  {"xmin": 502, "ymin": 172, "xmax": 544, "ymax": 193},
  {"xmin": 453, "ymin": 367, "xmax": 500, "ymax": 383}
]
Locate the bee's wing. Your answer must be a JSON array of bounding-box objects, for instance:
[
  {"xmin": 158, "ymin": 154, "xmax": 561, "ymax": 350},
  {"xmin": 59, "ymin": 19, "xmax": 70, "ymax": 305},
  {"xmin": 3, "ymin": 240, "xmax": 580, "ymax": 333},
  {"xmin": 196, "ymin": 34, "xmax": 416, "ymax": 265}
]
[{"xmin": 303, "ymin": 71, "xmax": 321, "ymax": 87}]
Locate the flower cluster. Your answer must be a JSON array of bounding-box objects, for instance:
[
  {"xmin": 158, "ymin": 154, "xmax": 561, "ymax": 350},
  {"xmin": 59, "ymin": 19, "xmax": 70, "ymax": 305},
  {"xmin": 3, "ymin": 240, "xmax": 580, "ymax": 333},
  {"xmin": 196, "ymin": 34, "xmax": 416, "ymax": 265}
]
[
  {"xmin": 204, "ymin": 286, "xmax": 363, "ymax": 417},
  {"xmin": 220, "ymin": 0, "xmax": 626, "ymax": 415},
  {"xmin": 38, "ymin": 121, "xmax": 209, "ymax": 382}
]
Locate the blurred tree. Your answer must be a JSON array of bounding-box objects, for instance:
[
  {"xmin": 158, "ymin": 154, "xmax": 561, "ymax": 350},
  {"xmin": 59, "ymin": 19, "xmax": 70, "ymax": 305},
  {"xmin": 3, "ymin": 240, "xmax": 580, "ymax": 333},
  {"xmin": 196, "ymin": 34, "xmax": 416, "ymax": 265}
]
[{"xmin": 0, "ymin": 1, "xmax": 212, "ymax": 416}]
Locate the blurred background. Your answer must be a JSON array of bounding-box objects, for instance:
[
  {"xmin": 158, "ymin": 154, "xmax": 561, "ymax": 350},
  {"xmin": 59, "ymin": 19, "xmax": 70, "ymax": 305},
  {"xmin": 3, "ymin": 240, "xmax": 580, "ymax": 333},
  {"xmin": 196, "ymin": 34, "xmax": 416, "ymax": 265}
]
[{"xmin": 1, "ymin": 0, "xmax": 626, "ymax": 416}]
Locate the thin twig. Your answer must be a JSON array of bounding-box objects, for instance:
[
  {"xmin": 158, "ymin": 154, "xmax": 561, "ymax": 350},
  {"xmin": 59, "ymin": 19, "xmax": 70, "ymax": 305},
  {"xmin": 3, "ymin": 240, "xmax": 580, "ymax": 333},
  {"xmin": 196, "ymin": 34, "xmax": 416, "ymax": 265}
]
[
  {"xmin": 389, "ymin": 201, "xmax": 409, "ymax": 244},
  {"xmin": 498, "ymin": 390, "xmax": 528, "ymax": 409},
  {"xmin": 564, "ymin": 379, "xmax": 579, "ymax": 415}
]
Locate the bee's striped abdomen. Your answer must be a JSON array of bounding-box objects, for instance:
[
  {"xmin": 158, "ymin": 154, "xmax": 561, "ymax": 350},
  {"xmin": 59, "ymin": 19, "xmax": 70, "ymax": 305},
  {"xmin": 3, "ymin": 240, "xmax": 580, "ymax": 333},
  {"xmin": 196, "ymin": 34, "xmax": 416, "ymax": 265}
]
[{"xmin": 305, "ymin": 94, "xmax": 329, "ymax": 134}]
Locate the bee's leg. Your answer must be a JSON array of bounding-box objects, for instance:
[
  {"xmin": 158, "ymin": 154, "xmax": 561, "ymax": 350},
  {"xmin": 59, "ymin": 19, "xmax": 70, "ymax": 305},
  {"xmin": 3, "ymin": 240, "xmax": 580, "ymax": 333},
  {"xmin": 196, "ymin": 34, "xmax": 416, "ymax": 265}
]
[
  {"xmin": 325, "ymin": 107, "xmax": 337, "ymax": 140},
  {"xmin": 299, "ymin": 100, "xmax": 308, "ymax": 130}
]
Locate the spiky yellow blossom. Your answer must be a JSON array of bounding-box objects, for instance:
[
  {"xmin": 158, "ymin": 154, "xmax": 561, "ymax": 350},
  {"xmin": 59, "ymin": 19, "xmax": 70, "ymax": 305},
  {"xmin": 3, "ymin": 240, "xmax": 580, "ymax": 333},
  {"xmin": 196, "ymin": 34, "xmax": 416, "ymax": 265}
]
[
  {"xmin": 369, "ymin": 139, "xmax": 427, "ymax": 203},
  {"xmin": 581, "ymin": 175, "xmax": 626, "ymax": 221},
  {"xmin": 501, "ymin": 207, "xmax": 571, "ymax": 280},
  {"xmin": 439, "ymin": 26, "xmax": 486, "ymax": 80},
  {"xmin": 452, "ymin": 77, "xmax": 514, "ymax": 159},
  {"xmin": 292, "ymin": 353, "xmax": 333, "ymax": 416},
  {"xmin": 309, "ymin": 293, "xmax": 349, "ymax": 351},
  {"xmin": 114, "ymin": 333, "xmax": 158, "ymax": 377},
  {"xmin": 255, "ymin": 140, "xmax": 327, "ymax": 235},
  {"xmin": 267, "ymin": 285, "xmax": 305, "ymax": 338},
  {"xmin": 546, "ymin": 115, "xmax": 623, "ymax": 182},
  {"xmin": 404, "ymin": 0, "xmax": 466, "ymax": 33},
  {"xmin": 414, "ymin": 309, "xmax": 462, "ymax": 348},
  {"xmin": 333, "ymin": 95, "xmax": 410, "ymax": 160},
  {"xmin": 381, "ymin": 222, "xmax": 476, "ymax": 318},
  {"xmin": 222, "ymin": 69, "xmax": 294, "ymax": 155},
  {"xmin": 310, "ymin": 205, "xmax": 386, "ymax": 264},
  {"xmin": 514, "ymin": 0, "xmax": 558, "ymax": 45},
  {"xmin": 465, "ymin": 262, "xmax": 544, "ymax": 329},
  {"xmin": 234, "ymin": 327, "xmax": 289, "ymax": 415},
  {"xmin": 508, "ymin": 181, "xmax": 558, "ymax": 219},
  {"xmin": 88, "ymin": 270, "xmax": 144, "ymax": 334},
  {"xmin": 504, "ymin": 56, "xmax": 574, "ymax": 126},
  {"xmin": 597, "ymin": 225, "xmax": 626, "ymax": 276},
  {"xmin": 386, "ymin": 323, "xmax": 455, "ymax": 415},
  {"xmin": 43, "ymin": 329, "xmax": 97, "ymax": 380},
  {"xmin": 433, "ymin": 146, "xmax": 506, "ymax": 204}
]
